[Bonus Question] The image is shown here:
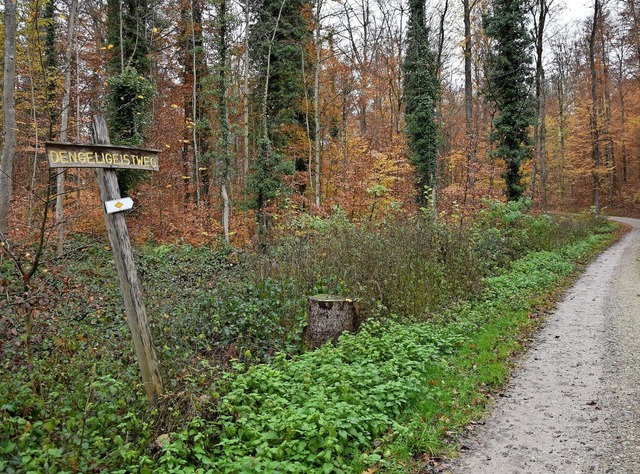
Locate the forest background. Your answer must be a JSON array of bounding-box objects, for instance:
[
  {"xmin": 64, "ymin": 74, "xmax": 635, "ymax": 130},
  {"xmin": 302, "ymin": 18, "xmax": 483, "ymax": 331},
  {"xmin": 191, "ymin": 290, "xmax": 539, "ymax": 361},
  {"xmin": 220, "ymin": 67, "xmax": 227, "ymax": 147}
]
[{"xmin": 0, "ymin": 0, "xmax": 639, "ymax": 247}]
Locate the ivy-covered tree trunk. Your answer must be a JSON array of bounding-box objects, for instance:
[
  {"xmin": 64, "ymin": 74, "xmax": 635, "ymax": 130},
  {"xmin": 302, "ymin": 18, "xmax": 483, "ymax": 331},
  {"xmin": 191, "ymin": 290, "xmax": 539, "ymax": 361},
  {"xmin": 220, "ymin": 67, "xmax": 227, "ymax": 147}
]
[
  {"xmin": 106, "ymin": 0, "xmax": 155, "ymax": 195},
  {"xmin": 216, "ymin": 0, "xmax": 232, "ymax": 242},
  {"xmin": 402, "ymin": 0, "xmax": 439, "ymax": 206},
  {"xmin": 246, "ymin": 0, "xmax": 305, "ymax": 238},
  {"xmin": 484, "ymin": 0, "xmax": 535, "ymax": 201}
]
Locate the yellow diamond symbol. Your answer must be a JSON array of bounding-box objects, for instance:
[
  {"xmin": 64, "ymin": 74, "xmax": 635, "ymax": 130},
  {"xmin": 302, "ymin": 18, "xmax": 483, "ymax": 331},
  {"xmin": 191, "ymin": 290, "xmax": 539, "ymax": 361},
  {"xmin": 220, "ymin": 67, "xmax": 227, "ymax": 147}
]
[{"xmin": 115, "ymin": 202, "xmax": 123, "ymax": 209}]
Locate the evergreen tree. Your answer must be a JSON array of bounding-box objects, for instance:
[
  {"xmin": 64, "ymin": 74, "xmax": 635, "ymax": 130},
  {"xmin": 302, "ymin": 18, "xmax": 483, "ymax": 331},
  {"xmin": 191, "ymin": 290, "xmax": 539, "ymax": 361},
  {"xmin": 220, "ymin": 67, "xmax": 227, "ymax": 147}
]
[
  {"xmin": 402, "ymin": 0, "xmax": 439, "ymax": 205},
  {"xmin": 484, "ymin": 0, "xmax": 535, "ymax": 201}
]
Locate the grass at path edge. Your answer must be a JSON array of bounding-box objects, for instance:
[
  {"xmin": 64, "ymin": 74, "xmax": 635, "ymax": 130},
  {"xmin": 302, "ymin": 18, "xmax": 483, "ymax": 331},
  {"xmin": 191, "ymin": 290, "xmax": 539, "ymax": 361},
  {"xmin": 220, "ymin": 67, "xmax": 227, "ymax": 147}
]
[{"xmin": 373, "ymin": 226, "xmax": 622, "ymax": 473}]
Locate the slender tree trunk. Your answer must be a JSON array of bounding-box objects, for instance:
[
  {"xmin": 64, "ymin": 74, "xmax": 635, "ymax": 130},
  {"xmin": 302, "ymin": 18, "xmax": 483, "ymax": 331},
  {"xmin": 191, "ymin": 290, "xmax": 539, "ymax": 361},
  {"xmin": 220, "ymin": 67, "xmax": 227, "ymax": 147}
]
[
  {"xmin": 56, "ymin": 0, "xmax": 79, "ymax": 257},
  {"xmin": 616, "ymin": 52, "xmax": 628, "ymax": 183},
  {"xmin": 0, "ymin": 0, "xmax": 18, "ymax": 234},
  {"xmin": 462, "ymin": 0, "xmax": 475, "ymax": 206},
  {"xmin": 218, "ymin": 0, "xmax": 231, "ymax": 242},
  {"xmin": 314, "ymin": 0, "xmax": 323, "ymax": 208},
  {"xmin": 25, "ymin": 40, "xmax": 40, "ymax": 229},
  {"xmin": 190, "ymin": 0, "xmax": 201, "ymax": 206},
  {"xmin": 539, "ymin": 70, "xmax": 548, "ymax": 209},
  {"xmin": 435, "ymin": 0, "xmax": 449, "ymax": 82},
  {"xmin": 243, "ymin": 0, "xmax": 250, "ymax": 178},
  {"xmin": 599, "ymin": 27, "xmax": 614, "ymax": 205},
  {"xmin": 531, "ymin": 0, "xmax": 549, "ymax": 209},
  {"xmin": 589, "ymin": 0, "xmax": 601, "ymax": 213}
]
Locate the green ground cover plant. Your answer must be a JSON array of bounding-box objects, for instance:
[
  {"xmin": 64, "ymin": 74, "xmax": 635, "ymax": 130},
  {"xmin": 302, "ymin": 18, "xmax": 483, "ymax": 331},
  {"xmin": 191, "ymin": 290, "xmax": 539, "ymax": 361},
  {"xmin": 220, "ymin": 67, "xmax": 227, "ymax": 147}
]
[{"xmin": 0, "ymin": 203, "xmax": 616, "ymax": 473}]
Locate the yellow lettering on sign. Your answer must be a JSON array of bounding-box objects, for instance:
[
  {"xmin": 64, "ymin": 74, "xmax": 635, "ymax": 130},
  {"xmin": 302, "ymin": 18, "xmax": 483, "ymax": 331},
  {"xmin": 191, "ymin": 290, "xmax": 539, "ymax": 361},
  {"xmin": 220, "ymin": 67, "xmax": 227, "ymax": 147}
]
[{"xmin": 46, "ymin": 145, "xmax": 157, "ymax": 170}]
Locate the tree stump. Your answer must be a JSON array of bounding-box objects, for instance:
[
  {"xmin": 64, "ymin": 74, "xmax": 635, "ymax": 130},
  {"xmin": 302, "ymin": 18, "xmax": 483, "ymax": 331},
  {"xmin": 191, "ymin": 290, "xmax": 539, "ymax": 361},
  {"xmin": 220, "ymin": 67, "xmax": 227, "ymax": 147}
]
[{"xmin": 306, "ymin": 295, "xmax": 359, "ymax": 349}]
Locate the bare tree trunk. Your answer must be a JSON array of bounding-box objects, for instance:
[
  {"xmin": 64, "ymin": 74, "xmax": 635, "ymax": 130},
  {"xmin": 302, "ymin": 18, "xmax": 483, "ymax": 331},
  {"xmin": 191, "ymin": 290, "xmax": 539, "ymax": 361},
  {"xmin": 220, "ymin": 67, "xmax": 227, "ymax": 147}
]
[
  {"xmin": 314, "ymin": 0, "xmax": 323, "ymax": 208},
  {"xmin": 462, "ymin": 0, "xmax": 475, "ymax": 206},
  {"xmin": 56, "ymin": 0, "xmax": 79, "ymax": 257},
  {"xmin": 180, "ymin": 0, "xmax": 207, "ymax": 205},
  {"xmin": 599, "ymin": 25, "xmax": 615, "ymax": 205},
  {"xmin": 589, "ymin": 0, "xmax": 602, "ymax": 213},
  {"xmin": 25, "ymin": 39, "xmax": 40, "ymax": 229},
  {"xmin": 539, "ymin": 71, "xmax": 548, "ymax": 209},
  {"xmin": 0, "ymin": 0, "xmax": 18, "ymax": 234},
  {"xmin": 531, "ymin": 0, "xmax": 549, "ymax": 209},
  {"xmin": 435, "ymin": 0, "xmax": 449, "ymax": 82},
  {"xmin": 190, "ymin": 0, "xmax": 201, "ymax": 206},
  {"xmin": 243, "ymin": 0, "xmax": 250, "ymax": 177},
  {"xmin": 615, "ymin": 49, "xmax": 628, "ymax": 183}
]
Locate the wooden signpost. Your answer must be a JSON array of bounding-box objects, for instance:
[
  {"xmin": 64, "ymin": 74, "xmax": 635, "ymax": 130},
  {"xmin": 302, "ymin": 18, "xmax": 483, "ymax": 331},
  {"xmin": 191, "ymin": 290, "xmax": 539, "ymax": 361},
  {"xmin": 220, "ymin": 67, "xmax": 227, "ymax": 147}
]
[{"xmin": 46, "ymin": 115, "xmax": 163, "ymax": 403}]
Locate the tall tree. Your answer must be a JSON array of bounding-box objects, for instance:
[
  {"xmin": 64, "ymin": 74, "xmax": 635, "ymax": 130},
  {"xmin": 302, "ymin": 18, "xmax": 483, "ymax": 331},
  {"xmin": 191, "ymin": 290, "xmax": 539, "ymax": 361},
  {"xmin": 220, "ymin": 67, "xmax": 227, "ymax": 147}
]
[
  {"xmin": 484, "ymin": 0, "xmax": 535, "ymax": 201},
  {"xmin": 56, "ymin": 0, "xmax": 79, "ymax": 257},
  {"xmin": 530, "ymin": 0, "xmax": 551, "ymax": 209},
  {"xmin": 0, "ymin": 0, "xmax": 17, "ymax": 234},
  {"xmin": 247, "ymin": 0, "xmax": 307, "ymax": 236},
  {"xmin": 179, "ymin": 0, "xmax": 211, "ymax": 206},
  {"xmin": 250, "ymin": 0, "xmax": 312, "ymax": 148},
  {"xmin": 313, "ymin": 0, "xmax": 324, "ymax": 208},
  {"xmin": 106, "ymin": 0, "xmax": 155, "ymax": 194},
  {"xmin": 588, "ymin": 0, "xmax": 603, "ymax": 212},
  {"xmin": 216, "ymin": 0, "xmax": 232, "ymax": 241},
  {"xmin": 403, "ymin": 0, "xmax": 439, "ymax": 204}
]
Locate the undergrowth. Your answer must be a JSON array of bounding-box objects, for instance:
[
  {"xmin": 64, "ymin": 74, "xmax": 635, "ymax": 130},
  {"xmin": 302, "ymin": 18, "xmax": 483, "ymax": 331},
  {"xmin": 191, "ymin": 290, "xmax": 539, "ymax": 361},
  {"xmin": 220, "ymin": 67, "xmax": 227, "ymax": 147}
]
[{"xmin": 0, "ymin": 202, "xmax": 616, "ymax": 473}]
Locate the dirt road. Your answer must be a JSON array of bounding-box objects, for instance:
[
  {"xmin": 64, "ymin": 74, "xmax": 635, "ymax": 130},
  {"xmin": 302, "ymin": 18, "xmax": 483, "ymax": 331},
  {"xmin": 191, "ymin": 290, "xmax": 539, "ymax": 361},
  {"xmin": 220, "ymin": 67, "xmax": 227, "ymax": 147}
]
[{"xmin": 444, "ymin": 217, "xmax": 640, "ymax": 473}]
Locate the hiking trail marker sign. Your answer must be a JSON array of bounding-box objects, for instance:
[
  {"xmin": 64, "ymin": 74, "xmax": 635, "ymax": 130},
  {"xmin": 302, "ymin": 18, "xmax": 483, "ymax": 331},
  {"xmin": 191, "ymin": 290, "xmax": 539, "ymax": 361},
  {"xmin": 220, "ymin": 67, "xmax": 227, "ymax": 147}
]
[{"xmin": 45, "ymin": 116, "xmax": 163, "ymax": 403}]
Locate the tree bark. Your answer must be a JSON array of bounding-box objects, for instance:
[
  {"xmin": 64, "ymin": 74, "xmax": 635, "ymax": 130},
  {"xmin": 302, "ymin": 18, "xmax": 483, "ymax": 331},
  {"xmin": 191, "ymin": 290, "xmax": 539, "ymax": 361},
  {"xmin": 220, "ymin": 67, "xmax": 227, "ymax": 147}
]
[
  {"xmin": 56, "ymin": 0, "xmax": 79, "ymax": 257},
  {"xmin": 243, "ymin": 0, "xmax": 250, "ymax": 178},
  {"xmin": 314, "ymin": 0, "xmax": 323, "ymax": 208},
  {"xmin": 306, "ymin": 295, "xmax": 359, "ymax": 348},
  {"xmin": 217, "ymin": 0, "xmax": 231, "ymax": 242},
  {"xmin": 531, "ymin": 0, "xmax": 549, "ymax": 209},
  {"xmin": 589, "ymin": 0, "xmax": 602, "ymax": 213},
  {"xmin": 0, "ymin": 0, "xmax": 17, "ymax": 234}
]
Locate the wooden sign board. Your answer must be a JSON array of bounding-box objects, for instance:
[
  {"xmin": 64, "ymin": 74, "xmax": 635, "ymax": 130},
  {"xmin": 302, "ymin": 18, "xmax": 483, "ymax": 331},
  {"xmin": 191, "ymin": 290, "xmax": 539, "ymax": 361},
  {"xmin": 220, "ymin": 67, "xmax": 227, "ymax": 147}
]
[{"xmin": 45, "ymin": 142, "xmax": 159, "ymax": 171}]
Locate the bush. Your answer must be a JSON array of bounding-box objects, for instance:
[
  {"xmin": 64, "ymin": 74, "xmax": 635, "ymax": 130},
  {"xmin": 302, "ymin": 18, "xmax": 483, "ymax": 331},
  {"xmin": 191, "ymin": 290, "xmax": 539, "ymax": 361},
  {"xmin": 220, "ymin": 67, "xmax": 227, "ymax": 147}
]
[{"xmin": 250, "ymin": 214, "xmax": 481, "ymax": 323}]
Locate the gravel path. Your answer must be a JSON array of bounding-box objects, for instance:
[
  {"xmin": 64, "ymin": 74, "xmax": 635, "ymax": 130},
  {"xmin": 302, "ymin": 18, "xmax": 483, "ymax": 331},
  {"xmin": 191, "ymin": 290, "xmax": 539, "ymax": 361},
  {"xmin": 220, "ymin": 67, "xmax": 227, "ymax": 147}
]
[{"xmin": 442, "ymin": 217, "xmax": 640, "ymax": 474}]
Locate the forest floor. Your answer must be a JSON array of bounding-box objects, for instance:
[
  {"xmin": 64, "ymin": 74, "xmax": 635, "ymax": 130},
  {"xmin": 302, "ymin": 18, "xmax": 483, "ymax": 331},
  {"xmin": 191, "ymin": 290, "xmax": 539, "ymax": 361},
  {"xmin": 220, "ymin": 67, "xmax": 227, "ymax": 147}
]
[{"xmin": 440, "ymin": 216, "xmax": 640, "ymax": 473}]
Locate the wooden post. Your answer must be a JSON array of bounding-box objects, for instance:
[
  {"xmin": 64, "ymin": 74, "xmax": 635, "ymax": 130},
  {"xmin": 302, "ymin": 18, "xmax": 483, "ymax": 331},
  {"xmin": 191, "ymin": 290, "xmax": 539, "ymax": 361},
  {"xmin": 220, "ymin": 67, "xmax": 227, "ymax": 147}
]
[
  {"xmin": 92, "ymin": 115, "xmax": 163, "ymax": 403},
  {"xmin": 306, "ymin": 294, "xmax": 359, "ymax": 348}
]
